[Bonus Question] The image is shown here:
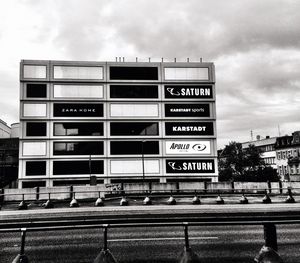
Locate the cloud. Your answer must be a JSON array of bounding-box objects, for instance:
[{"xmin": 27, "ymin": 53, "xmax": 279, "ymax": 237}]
[{"xmin": 0, "ymin": 0, "xmax": 299, "ymax": 149}]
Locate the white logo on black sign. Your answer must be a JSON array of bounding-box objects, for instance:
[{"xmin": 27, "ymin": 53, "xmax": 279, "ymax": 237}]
[
  {"xmin": 166, "ymin": 88, "xmax": 180, "ymax": 96},
  {"xmin": 167, "ymin": 162, "xmax": 182, "ymax": 170}
]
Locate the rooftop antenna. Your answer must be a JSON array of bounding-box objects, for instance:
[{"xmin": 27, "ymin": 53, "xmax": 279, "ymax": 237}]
[
  {"xmin": 251, "ymin": 130, "xmax": 253, "ymax": 141},
  {"xmin": 174, "ymin": 58, "xmax": 177, "ymax": 62},
  {"xmin": 136, "ymin": 57, "xmax": 138, "ymax": 62},
  {"xmin": 200, "ymin": 57, "xmax": 203, "ymax": 63},
  {"xmin": 161, "ymin": 57, "xmax": 164, "ymax": 62},
  {"xmin": 148, "ymin": 57, "xmax": 151, "ymax": 62},
  {"xmin": 187, "ymin": 58, "xmax": 190, "ymax": 62}
]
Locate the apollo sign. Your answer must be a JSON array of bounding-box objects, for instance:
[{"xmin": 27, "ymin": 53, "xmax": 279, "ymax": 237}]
[
  {"xmin": 166, "ymin": 159, "xmax": 215, "ymax": 173},
  {"xmin": 164, "ymin": 85, "xmax": 213, "ymax": 99},
  {"xmin": 166, "ymin": 141, "xmax": 211, "ymax": 155}
]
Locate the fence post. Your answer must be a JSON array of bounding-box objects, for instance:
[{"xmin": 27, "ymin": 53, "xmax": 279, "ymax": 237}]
[
  {"xmin": 35, "ymin": 187, "xmax": 40, "ymax": 201},
  {"xmin": 264, "ymin": 223, "xmax": 277, "ymax": 251},
  {"xmin": 69, "ymin": 185, "xmax": 73, "ymax": 201},
  {"xmin": 267, "ymin": 181, "xmax": 272, "ymax": 194},
  {"xmin": 178, "ymin": 223, "xmax": 201, "ymax": 263},
  {"xmin": 254, "ymin": 223, "xmax": 283, "ymax": 263},
  {"xmin": 12, "ymin": 228, "xmax": 29, "ymax": 263},
  {"xmin": 0, "ymin": 188, "xmax": 4, "ymax": 206},
  {"xmin": 278, "ymin": 181, "xmax": 283, "ymax": 194},
  {"xmin": 93, "ymin": 224, "xmax": 117, "ymax": 263}
]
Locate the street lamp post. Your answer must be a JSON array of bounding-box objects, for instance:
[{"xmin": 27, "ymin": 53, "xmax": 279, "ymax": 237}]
[{"xmin": 141, "ymin": 141, "xmax": 146, "ymax": 182}]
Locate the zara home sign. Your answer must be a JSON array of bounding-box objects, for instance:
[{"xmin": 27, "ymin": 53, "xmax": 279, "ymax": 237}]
[{"xmin": 53, "ymin": 103, "xmax": 103, "ymax": 117}]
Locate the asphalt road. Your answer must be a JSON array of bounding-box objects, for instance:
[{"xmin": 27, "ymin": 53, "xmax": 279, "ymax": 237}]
[{"xmin": 1, "ymin": 224, "xmax": 300, "ymax": 263}]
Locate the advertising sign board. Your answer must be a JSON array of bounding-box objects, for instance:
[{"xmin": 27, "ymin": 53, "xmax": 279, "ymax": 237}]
[
  {"xmin": 165, "ymin": 104, "xmax": 210, "ymax": 117},
  {"xmin": 166, "ymin": 140, "xmax": 211, "ymax": 155},
  {"xmin": 165, "ymin": 122, "xmax": 214, "ymax": 136},
  {"xmin": 166, "ymin": 159, "xmax": 215, "ymax": 173},
  {"xmin": 53, "ymin": 103, "xmax": 103, "ymax": 117},
  {"xmin": 164, "ymin": 85, "xmax": 213, "ymax": 99}
]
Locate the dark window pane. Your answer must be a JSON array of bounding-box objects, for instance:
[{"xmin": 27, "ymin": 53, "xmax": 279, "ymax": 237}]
[
  {"xmin": 110, "ymin": 85, "xmax": 158, "ymax": 98},
  {"xmin": 26, "ymin": 84, "xmax": 47, "ymax": 98},
  {"xmin": 110, "ymin": 141, "xmax": 159, "ymax": 155},
  {"xmin": 53, "ymin": 160, "xmax": 104, "ymax": 175},
  {"xmin": 25, "ymin": 161, "xmax": 46, "ymax": 175},
  {"xmin": 54, "ymin": 123, "xmax": 103, "ymax": 136},
  {"xmin": 110, "ymin": 122, "xmax": 159, "ymax": 136},
  {"xmin": 53, "ymin": 179, "xmax": 103, "ymax": 186},
  {"xmin": 54, "ymin": 141, "xmax": 104, "ymax": 155},
  {"xmin": 22, "ymin": 181, "xmax": 46, "ymax": 188},
  {"xmin": 26, "ymin": 122, "xmax": 47, "ymax": 136},
  {"xmin": 110, "ymin": 67, "xmax": 158, "ymax": 80}
]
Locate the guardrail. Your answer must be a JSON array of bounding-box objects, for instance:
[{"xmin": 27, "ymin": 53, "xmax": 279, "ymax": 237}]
[
  {"xmin": 0, "ymin": 186, "xmax": 297, "ymax": 210},
  {"xmin": 1, "ymin": 218, "xmax": 295, "ymax": 263}
]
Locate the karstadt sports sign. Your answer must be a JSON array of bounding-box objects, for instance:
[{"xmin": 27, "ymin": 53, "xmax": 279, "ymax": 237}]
[{"xmin": 166, "ymin": 141, "xmax": 211, "ymax": 155}]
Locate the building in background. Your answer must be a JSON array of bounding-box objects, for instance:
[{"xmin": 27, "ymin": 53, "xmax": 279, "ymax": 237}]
[
  {"xmin": 242, "ymin": 135, "xmax": 277, "ymax": 170},
  {"xmin": 18, "ymin": 59, "xmax": 218, "ymax": 188},
  {"xmin": 275, "ymin": 131, "xmax": 300, "ymax": 181},
  {"xmin": 0, "ymin": 119, "xmax": 11, "ymax": 138},
  {"xmin": 0, "ymin": 120, "xmax": 19, "ymax": 187}
]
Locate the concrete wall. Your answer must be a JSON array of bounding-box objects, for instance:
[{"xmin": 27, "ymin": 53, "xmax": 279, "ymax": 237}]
[
  {"xmin": 234, "ymin": 182, "xmax": 268, "ymax": 193},
  {"xmin": 3, "ymin": 182, "xmax": 300, "ymax": 202}
]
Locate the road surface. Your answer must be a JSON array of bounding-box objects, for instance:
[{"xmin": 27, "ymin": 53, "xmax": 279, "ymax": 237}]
[{"xmin": 1, "ymin": 224, "xmax": 300, "ymax": 263}]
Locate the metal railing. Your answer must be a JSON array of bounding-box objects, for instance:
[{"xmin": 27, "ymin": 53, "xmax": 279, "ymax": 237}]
[{"xmin": 2, "ymin": 218, "xmax": 298, "ymax": 263}]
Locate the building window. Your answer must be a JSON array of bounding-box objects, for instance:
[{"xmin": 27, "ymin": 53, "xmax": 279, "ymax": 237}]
[
  {"xmin": 26, "ymin": 84, "xmax": 47, "ymax": 98},
  {"xmin": 110, "ymin": 67, "xmax": 158, "ymax": 80},
  {"xmin": 53, "ymin": 141, "xmax": 104, "ymax": 155},
  {"xmin": 22, "ymin": 181, "xmax": 46, "ymax": 188},
  {"xmin": 23, "ymin": 142, "xmax": 46, "ymax": 156},
  {"xmin": 53, "ymin": 85, "xmax": 103, "ymax": 98},
  {"xmin": 53, "ymin": 66, "xmax": 103, "ymax": 80},
  {"xmin": 110, "ymin": 122, "xmax": 159, "ymax": 136},
  {"xmin": 164, "ymin": 67, "xmax": 209, "ymax": 80},
  {"xmin": 23, "ymin": 103, "xmax": 47, "ymax": 117},
  {"xmin": 23, "ymin": 65, "xmax": 47, "ymax": 79},
  {"xmin": 110, "ymin": 160, "xmax": 160, "ymax": 174},
  {"xmin": 277, "ymin": 152, "xmax": 281, "ymax": 160},
  {"xmin": 53, "ymin": 160, "xmax": 104, "ymax": 175},
  {"xmin": 110, "ymin": 104, "xmax": 159, "ymax": 117},
  {"xmin": 26, "ymin": 122, "xmax": 47, "ymax": 136},
  {"xmin": 110, "ymin": 85, "xmax": 158, "ymax": 98},
  {"xmin": 110, "ymin": 141, "xmax": 159, "ymax": 155},
  {"xmin": 26, "ymin": 161, "xmax": 46, "ymax": 176},
  {"xmin": 54, "ymin": 123, "xmax": 103, "ymax": 136}
]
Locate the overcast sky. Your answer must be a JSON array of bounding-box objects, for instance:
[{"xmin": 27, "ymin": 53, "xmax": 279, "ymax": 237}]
[{"xmin": 0, "ymin": 0, "xmax": 300, "ymax": 148}]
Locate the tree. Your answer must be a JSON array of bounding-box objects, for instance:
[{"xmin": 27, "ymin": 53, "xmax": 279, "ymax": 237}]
[{"xmin": 218, "ymin": 141, "xmax": 279, "ymax": 182}]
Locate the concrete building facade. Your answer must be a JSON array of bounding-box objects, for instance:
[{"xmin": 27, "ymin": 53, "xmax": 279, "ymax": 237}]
[
  {"xmin": 242, "ymin": 136, "xmax": 277, "ymax": 170},
  {"xmin": 18, "ymin": 60, "xmax": 218, "ymax": 188},
  {"xmin": 0, "ymin": 119, "xmax": 11, "ymax": 138}
]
